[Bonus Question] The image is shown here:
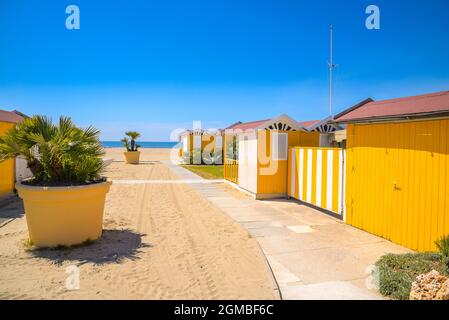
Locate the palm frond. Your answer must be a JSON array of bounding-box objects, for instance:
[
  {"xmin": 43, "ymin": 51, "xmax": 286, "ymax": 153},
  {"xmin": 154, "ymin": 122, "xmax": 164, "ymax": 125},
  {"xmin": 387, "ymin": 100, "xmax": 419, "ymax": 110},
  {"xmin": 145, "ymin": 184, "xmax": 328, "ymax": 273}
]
[{"xmin": 0, "ymin": 115, "xmax": 105, "ymax": 185}]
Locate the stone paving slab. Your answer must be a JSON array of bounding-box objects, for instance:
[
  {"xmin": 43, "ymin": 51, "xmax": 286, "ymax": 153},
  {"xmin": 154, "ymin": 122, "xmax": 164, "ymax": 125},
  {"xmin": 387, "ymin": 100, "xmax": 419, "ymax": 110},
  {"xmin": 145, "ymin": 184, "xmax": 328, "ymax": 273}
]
[
  {"xmin": 166, "ymin": 162, "xmax": 411, "ymax": 300},
  {"xmin": 281, "ymin": 281, "xmax": 382, "ymax": 300},
  {"xmin": 256, "ymin": 235, "xmax": 335, "ymax": 255}
]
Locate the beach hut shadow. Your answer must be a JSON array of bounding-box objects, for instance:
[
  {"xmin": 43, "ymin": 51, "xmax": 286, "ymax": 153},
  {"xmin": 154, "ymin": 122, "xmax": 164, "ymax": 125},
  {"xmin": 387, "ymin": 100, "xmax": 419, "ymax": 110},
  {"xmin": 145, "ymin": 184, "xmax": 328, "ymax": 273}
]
[
  {"xmin": 0, "ymin": 196, "xmax": 24, "ymax": 221},
  {"xmin": 29, "ymin": 229, "xmax": 152, "ymax": 266}
]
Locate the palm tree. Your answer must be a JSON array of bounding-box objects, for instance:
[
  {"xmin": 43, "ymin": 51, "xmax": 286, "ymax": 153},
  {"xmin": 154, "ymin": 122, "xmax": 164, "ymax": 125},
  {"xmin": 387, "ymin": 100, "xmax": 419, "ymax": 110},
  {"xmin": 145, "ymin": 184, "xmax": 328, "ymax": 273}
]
[
  {"xmin": 124, "ymin": 131, "xmax": 141, "ymax": 151},
  {"xmin": 0, "ymin": 115, "xmax": 105, "ymax": 185}
]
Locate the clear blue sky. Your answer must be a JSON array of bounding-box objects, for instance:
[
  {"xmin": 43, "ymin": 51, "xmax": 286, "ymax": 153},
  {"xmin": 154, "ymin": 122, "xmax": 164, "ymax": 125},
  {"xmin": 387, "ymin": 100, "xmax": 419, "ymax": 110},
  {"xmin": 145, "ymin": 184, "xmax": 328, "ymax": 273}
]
[{"xmin": 1, "ymin": 0, "xmax": 448, "ymax": 141}]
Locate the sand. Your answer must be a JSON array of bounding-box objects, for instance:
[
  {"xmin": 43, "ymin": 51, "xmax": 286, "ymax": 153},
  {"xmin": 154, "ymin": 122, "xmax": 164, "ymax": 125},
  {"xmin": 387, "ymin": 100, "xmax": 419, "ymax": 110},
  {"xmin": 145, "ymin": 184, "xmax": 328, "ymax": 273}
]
[{"xmin": 0, "ymin": 148, "xmax": 276, "ymax": 299}]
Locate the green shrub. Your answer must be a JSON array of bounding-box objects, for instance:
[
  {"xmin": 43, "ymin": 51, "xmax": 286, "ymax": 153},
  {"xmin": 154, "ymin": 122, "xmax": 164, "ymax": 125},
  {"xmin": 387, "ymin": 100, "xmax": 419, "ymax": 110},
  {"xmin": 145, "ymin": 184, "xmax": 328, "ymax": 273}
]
[
  {"xmin": 436, "ymin": 235, "xmax": 449, "ymax": 274},
  {"xmin": 435, "ymin": 235, "xmax": 449, "ymax": 258},
  {"xmin": 375, "ymin": 252, "xmax": 446, "ymax": 300},
  {"xmin": 0, "ymin": 115, "xmax": 105, "ymax": 185}
]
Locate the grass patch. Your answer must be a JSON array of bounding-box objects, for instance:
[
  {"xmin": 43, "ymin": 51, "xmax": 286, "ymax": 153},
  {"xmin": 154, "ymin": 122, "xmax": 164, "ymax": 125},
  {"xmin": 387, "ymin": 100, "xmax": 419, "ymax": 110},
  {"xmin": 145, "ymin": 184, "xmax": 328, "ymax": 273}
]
[
  {"xmin": 23, "ymin": 237, "xmax": 95, "ymax": 252},
  {"xmin": 376, "ymin": 252, "xmax": 449, "ymax": 300},
  {"xmin": 22, "ymin": 238, "xmax": 34, "ymax": 251},
  {"xmin": 181, "ymin": 165, "xmax": 223, "ymax": 180}
]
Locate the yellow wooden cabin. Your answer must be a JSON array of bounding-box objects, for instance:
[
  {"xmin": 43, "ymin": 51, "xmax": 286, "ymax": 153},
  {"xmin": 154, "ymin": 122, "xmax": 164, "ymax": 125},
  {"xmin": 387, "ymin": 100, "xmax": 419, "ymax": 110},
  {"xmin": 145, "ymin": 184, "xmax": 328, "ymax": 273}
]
[
  {"xmin": 0, "ymin": 110, "xmax": 25, "ymax": 198},
  {"xmin": 335, "ymin": 90, "xmax": 449, "ymax": 251},
  {"xmin": 179, "ymin": 128, "xmax": 224, "ymax": 165},
  {"xmin": 224, "ymin": 114, "xmax": 322, "ymax": 199}
]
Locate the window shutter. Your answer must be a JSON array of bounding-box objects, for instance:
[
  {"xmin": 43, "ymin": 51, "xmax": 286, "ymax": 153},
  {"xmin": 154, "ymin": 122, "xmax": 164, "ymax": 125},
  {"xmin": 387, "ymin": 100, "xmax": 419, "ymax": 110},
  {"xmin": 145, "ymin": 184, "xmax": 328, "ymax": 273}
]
[{"xmin": 271, "ymin": 132, "xmax": 288, "ymax": 160}]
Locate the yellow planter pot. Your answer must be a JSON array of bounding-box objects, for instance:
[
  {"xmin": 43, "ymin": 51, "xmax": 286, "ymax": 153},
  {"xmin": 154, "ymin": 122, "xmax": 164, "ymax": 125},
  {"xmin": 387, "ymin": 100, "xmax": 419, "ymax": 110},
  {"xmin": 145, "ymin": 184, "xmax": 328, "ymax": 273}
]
[
  {"xmin": 16, "ymin": 180, "xmax": 112, "ymax": 247},
  {"xmin": 124, "ymin": 151, "xmax": 140, "ymax": 164}
]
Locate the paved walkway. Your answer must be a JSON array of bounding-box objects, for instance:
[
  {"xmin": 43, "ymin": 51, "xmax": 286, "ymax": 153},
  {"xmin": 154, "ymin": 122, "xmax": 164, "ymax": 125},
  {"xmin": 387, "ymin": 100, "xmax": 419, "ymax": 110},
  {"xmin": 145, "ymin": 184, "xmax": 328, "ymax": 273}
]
[{"xmin": 166, "ymin": 162, "xmax": 411, "ymax": 300}]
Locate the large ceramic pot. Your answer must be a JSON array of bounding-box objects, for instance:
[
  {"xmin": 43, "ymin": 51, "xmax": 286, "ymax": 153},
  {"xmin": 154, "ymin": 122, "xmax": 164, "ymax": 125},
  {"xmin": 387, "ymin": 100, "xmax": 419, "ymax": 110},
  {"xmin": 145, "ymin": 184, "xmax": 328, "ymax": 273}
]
[
  {"xmin": 124, "ymin": 151, "xmax": 140, "ymax": 164},
  {"xmin": 16, "ymin": 180, "xmax": 112, "ymax": 247}
]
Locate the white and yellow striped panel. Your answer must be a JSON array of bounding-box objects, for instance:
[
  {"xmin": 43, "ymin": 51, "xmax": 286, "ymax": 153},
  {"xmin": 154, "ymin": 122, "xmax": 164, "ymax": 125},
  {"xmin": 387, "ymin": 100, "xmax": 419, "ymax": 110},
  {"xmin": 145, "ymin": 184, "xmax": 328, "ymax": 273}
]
[{"xmin": 288, "ymin": 147, "xmax": 345, "ymax": 216}]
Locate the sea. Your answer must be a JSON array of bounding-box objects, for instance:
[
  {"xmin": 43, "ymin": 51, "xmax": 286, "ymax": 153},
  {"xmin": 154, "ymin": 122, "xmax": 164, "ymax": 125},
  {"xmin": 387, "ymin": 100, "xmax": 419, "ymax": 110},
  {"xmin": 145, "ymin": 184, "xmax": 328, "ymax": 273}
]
[{"xmin": 101, "ymin": 141, "xmax": 179, "ymax": 148}]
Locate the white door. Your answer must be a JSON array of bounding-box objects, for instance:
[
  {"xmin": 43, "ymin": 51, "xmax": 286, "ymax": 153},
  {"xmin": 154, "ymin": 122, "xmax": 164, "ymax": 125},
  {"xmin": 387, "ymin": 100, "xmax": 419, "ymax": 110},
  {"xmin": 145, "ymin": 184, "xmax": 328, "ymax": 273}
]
[
  {"xmin": 214, "ymin": 135, "xmax": 223, "ymax": 164},
  {"xmin": 238, "ymin": 132, "xmax": 257, "ymax": 193},
  {"xmin": 193, "ymin": 134, "xmax": 202, "ymax": 164},
  {"xmin": 182, "ymin": 136, "xmax": 188, "ymax": 152}
]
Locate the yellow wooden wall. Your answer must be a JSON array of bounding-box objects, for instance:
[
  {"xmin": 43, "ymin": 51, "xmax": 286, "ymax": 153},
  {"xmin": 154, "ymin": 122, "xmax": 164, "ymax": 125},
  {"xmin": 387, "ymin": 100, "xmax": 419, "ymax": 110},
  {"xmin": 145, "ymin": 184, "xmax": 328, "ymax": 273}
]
[
  {"xmin": 346, "ymin": 119, "xmax": 449, "ymax": 251},
  {"xmin": 223, "ymin": 129, "xmax": 320, "ymax": 193},
  {"xmin": 0, "ymin": 121, "xmax": 15, "ymax": 197},
  {"xmin": 297, "ymin": 131, "xmax": 320, "ymax": 147}
]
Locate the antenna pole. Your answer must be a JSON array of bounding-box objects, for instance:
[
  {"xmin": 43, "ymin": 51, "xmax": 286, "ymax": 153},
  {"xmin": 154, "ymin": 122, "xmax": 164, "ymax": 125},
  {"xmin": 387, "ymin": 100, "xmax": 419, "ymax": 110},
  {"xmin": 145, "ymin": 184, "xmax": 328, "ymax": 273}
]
[{"xmin": 329, "ymin": 25, "xmax": 334, "ymax": 117}]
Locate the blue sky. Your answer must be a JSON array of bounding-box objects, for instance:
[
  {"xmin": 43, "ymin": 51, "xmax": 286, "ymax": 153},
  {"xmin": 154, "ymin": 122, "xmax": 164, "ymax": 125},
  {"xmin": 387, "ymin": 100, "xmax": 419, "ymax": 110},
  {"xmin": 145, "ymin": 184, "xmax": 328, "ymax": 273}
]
[{"xmin": 1, "ymin": 0, "xmax": 448, "ymax": 141}]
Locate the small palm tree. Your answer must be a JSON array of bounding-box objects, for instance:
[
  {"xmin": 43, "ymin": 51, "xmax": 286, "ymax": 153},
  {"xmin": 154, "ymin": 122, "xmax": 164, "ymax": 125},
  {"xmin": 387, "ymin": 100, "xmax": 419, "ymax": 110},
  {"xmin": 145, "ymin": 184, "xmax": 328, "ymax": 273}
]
[
  {"xmin": 122, "ymin": 131, "xmax": 141, "ymax": 151},
  {"xmin": 0, "ymin": 115, "xmax": 105, "ymax": 185}
]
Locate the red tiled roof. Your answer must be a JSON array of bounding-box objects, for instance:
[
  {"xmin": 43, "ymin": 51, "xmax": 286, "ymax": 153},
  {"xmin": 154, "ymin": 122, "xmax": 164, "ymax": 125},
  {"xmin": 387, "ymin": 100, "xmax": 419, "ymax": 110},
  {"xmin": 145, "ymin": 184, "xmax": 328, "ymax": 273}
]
[
  {"xmin": 225, "ymin": 121, "xmax": 242, "ymax": 129},
  {"xmin": 336, "ymin": 90, "xmax": 449, "ymax": 122},
  {"xmin": 0, "ymin": 110, "xmax": 24, "ymax": 124},
  {"xmin": 226, "ymin": 119, "xmax": 270, "ymax": 131},
  {"xmin": 298, "ymin": 120, "xmax": 320, "ymax": 128}
]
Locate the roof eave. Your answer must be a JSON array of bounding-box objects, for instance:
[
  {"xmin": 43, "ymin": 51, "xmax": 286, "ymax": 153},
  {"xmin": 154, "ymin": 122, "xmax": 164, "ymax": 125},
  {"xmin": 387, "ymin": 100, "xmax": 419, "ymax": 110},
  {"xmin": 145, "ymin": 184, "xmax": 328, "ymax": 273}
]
[
  {"xmin": 335, "ymin": 110, "xmax": 449, "ymax": 125},
  {"xmin": 255, "ymin": 114, "xmax": 306, "ymax": 131},
  {"xmin": 332, "ymin": 98, "xmax": 375, "ymax": 122}
]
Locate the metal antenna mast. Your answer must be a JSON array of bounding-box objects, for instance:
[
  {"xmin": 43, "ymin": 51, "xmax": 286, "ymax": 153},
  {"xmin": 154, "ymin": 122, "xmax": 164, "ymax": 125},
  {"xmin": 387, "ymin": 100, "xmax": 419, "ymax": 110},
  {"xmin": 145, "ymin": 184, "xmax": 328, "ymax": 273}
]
[{"xmin": 329, "ymin": 25, "xmax": 335, "ymax": 118}]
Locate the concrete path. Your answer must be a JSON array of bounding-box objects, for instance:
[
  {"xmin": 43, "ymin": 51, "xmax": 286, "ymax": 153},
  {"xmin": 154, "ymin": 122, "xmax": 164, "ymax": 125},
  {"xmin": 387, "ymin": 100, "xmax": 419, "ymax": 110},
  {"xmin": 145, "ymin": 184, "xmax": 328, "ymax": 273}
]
[{"xmin": 166, "ymin": 162, "xmax": 411, "ymax": 300}]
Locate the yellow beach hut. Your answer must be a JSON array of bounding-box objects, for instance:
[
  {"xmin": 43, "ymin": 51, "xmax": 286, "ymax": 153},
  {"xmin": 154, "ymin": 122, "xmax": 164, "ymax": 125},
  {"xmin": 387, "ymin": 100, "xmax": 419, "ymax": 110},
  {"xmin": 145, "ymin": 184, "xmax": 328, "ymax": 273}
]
[
  {"xmin": 0, "ymin": 110, "xmax": 25, "ymax": 198},
  {"xmin": 335, "ymin": 90, "xmax": 449, "ymax": 251},
  {"xmin": 224, "ymin": 114, "xmax": 321, "ymax": 199},
  {"xmin": 179, "ymin": 128, "xmax": 224, "ymax": 165}
]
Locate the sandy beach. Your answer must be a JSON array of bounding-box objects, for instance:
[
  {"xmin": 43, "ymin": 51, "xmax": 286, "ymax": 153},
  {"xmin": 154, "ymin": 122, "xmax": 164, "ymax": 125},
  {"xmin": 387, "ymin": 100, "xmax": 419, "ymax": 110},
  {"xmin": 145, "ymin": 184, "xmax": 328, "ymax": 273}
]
[{"xmin": 0, "ymin": 148, "xmax": 276, "ymax": 299}]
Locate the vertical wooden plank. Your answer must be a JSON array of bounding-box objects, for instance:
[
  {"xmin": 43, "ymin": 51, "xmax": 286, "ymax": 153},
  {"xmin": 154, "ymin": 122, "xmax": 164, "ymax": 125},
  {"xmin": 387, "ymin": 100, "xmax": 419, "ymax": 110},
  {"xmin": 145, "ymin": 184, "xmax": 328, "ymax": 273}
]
[
  {"xmin": 413, "ymin": 122, "xmax": 423, "ymax": 251},
  {"xmin": 377, "ymin": 124, "xmax": 386, "ymax": 238},
  {"xmin": 338, "ymin": 149, "xmax": 344, "ymax": 214},
  {"xmin": 436, "ymin": 119, "xmax": 447, "ymax": 245},
  {"xmin": 287, "ymin": 147, "xmax": 292, "ymax": 197},
  {"xmin": 311, "ymin": 149, "xmax": 317, "ymax": 206},
  {"xmin": 322, "ymin": 149, "xmax": 328, "ymax": 210},
  {"xmin": 302, "ymin": 148, "xmax": 308, "ymax": 201},
  {"xmin": 390, "ymin": 123, "xmax": 402, "ymax": 243},
  {"xmin": 398, "ymin": 122, "xmax": 407, "ymax": 247},
  {"xmin": 332, "ymin": 149, "xmax": 340, "ymax": 213},
  {"xmin": 406, "ymin": 122, "xmax": 417, "ymax": 249},
  {"xmin": 402, "ymin": 122, "xmax": 411, "ymax": 248},
  {"xmin": 356, "ymin": 126, "xmax": 364, "ymax": 229},
  {"xmin": 445, "ymin": 119, "xmax": 449, "ymax": 239},
  {"xmin": 365, "ymin": 125, "xmax": 379, "ymax": 234},
  {"xmin": 421, "ymin": 121, "xmax": 435, "ymax": 250},
  {"xmin": 365, "ymin": 124, "xmax": 372, "ymax": 234},
  {"xmin": 430, "ymin": 120, "xmax": 441, "ymax": 250},
  {"xmin": 352, "ymin": 124, "xmax": 358, "ymax": 227},
  {"xmin": 418, "ymin": 121, "xmax": 429, "ymax": 251},
  {"xmin": 352, "ymin": 125, "xmax": 360, "ymax": 228},
  {"xmin": 373, "ymin": 123, "xmax": 382, "ymax": 237},
  {"xmin": 345, "ymin": 125, "xmax": 352, "ymax": 224},
  {"xmin": 296, "ymin": 148, "xmax": 301, "ymax": 200},
  {"xmin": 355, "ymin": 125, "xmax": 364, "ymax": 229},
  {"xmin": 384, "ymin": 123, "xmax": 392, "ymax": 240},
  {"xmin": 306, "ymin": 149, "xmax": 313, "ymax": 203},
  {"xmin": 326, "ymin": 149, "xmax": 334, "ymax": 212},
  {"xmin": 315, "ymin": 149, "xmax": 323, "ymax": 208}
]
